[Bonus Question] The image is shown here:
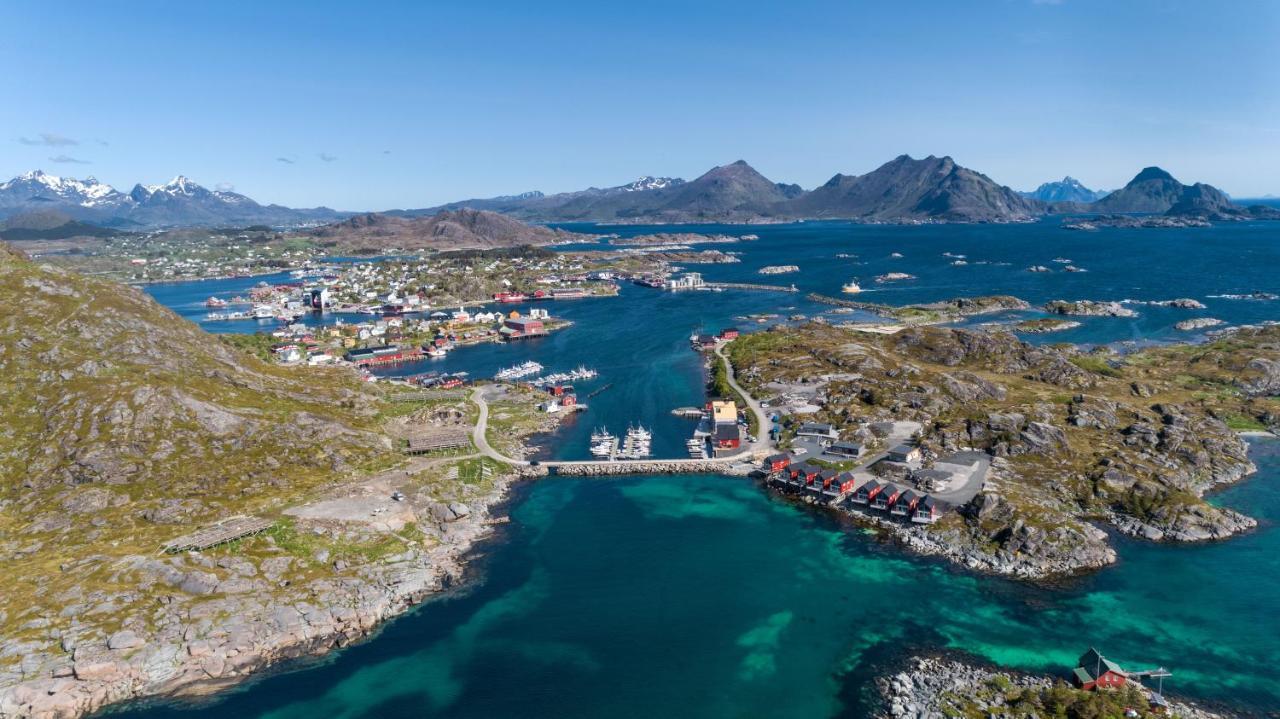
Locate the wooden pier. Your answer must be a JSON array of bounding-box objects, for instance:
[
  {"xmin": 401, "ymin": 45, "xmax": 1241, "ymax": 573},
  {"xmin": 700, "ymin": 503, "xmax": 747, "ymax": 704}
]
[{"xmin": 163, "ymin": 516, "xmax": 273, "ymax": 553}]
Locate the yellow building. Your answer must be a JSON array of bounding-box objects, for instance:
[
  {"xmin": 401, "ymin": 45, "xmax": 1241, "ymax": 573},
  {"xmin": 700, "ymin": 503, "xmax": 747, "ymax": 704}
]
[{"xmin": 711, "ymin": 400, "xmax": 737, "ymax": 424}]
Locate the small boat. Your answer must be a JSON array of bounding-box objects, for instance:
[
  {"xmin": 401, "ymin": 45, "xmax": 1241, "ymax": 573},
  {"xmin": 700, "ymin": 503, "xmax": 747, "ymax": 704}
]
[
  {"xmin": 205, "ymin": 296, "xmax": 227, "ymax": 308},
  {"xmin": 841, "ymin": 280, "xmax": 862, "ymax": 294}
]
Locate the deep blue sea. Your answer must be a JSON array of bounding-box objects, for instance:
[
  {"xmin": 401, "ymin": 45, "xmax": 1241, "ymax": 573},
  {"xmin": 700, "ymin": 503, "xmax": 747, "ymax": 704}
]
[{"xmin": 121, "ymin": 221, "xmax": 1280, "ymax": 717}]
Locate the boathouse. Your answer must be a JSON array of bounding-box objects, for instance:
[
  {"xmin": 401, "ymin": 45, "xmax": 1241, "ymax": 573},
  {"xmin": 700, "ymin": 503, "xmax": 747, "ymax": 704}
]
[
  {"xmin": 1073, "ymin": 648, "xmax": 1128, "ymax": 691},
  {"xmin": 714, "ymin": 423, "xmax": 742, "ymax": 451}
]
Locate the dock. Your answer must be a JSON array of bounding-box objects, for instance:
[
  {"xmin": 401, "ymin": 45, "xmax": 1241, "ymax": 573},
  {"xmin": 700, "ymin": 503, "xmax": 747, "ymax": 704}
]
[{"xmin": 163, "ymin": 516, "xmax": 273, "ymax": 553}]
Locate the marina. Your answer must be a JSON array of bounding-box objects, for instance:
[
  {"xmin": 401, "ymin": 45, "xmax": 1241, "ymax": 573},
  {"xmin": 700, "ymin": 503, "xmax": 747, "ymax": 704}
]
[{"xmin": 494, "ymin": 360, "xmax": 544, "ymax": 380}]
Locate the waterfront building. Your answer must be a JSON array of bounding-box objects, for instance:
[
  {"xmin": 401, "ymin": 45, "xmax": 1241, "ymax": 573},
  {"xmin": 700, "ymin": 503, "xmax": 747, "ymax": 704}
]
[
  {"xmin": 667, "ymin": 272, "xmax": 704, "ymax": 290},
  {"xmin": 871, "ymin": 484, "xmax": 902, "ymax": 511},
  {"xmin": 763, "ymin": 453, "xmax": 792, "ymax": 473},
  {"xmin": 1073, "ymin": 648, "xmax": 1129, "ymax": 691},
  {"xmin": 912, "ymin": 495, "xmax": 944, "ymax": 524}
]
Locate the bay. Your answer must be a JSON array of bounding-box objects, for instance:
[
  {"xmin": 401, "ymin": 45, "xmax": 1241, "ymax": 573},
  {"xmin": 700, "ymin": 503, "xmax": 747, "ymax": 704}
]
[{"xmin": 118, "ymin": 221, "xmax": 1280, "ymax": 716}]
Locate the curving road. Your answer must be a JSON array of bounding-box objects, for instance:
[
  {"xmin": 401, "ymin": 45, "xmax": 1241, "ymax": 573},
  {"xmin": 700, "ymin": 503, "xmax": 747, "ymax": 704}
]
[
  {"xmin": 469, "ymin": 386, "xmax": 530, "ymax": 466},
  {"xmin": 713, "ymin": 342, "xmax": 773, "ymax": 455}
]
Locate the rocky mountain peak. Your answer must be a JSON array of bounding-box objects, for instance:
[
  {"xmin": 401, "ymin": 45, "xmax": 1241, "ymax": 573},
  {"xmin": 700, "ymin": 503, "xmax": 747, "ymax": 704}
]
[{"xmin": 1130, "ymin": 167, "xmax": 1176, "ymax": 184}]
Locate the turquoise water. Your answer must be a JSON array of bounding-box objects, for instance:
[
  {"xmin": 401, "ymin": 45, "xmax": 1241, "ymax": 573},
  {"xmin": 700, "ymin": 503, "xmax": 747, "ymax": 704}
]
[
  {"xmin": 122, "ymin": 221, "xmax": 1280, "ymax": 715},
  {"xmin": 109, "ymin": 444, "xmax": 1280, "ymax": 717}
]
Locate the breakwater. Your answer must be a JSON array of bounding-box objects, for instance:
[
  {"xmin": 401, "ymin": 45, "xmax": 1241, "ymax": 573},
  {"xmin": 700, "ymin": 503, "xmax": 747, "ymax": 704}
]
[
  {"xmin": 547, "ymin": 459, "xmax": 738, "ymax": 476},
  {"xmin": 707, "ymin": 281, "xmax": 797, "ymax": 293}
]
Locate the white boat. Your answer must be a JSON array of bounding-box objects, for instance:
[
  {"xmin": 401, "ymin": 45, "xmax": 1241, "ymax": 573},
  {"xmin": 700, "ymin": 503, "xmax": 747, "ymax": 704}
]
[
  {"xmin": 590, "ymin": 427, "xmax": 612, "ymax": 442},
  {"xmin": 842, "ymin": 280, "xmax": 862, "ymax": 294},
  {"xmin": 620, "ymin": 424, "xmax": 653, "ymax": 459},
  {"xmin": 589, "ymin": 432, "xmax": 618, "ymax": 458},
  {"xmin": 495, "ymin": 361, "xmax": 544, "ymax": 380}
]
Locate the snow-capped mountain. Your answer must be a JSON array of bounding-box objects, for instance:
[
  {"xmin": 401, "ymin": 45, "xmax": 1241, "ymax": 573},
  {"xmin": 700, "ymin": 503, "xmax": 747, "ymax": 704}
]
[
  {"xmin": 0, "ymin": 170, "xmax": 346, "ymax": 228},
  {"xmin": 619, "ymin": 176, "xmax": 684, "ymax": 192},
  {"xmin": 0, "ymin": 170, "xmax": 125, "ymax": 209}
]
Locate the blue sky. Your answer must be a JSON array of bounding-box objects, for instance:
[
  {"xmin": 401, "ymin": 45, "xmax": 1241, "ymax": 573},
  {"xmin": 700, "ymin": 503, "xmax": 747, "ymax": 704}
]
[{"xmin": 2, "ymin": 0, "xmax": 1277, "ymax": 209}]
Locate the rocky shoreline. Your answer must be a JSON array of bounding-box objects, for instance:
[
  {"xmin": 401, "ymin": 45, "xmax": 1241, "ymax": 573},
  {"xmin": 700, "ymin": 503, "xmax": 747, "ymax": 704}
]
[
  {"xmin": 0, "ymin": 466, "xmax": 525, "ymax": 719},
  {"xmin": 876, "ymin": 654, "xmax": 1236, "ymax": 719}
]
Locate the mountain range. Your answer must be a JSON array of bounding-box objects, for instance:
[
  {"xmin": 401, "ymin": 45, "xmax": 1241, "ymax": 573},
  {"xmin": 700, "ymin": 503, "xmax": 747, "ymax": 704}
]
[
  {"xmin": 412, "ymin": 158, "xmax": 1275, "ymax": 225},
  {"xmin": 406, "ymin": 156, "xmax": 1037, "ymax": 224},
  {"xmin": 0, "ymin": 171, "xmax": 345, "ymax": 229},
  {"xmin": 2, "ymin": 157, "xmax": 1274, "ymax": 232}
]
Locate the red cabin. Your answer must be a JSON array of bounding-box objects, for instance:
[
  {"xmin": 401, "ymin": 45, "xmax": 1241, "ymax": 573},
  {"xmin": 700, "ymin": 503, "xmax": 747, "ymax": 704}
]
[
  {"xmin": 719, "ymin": 328, "xmax": 740, "ymax": 341},
  {"xmin": 871, "ymin": 484, "xmax": 902, "ymax": 511},
  {"xmin": 1073, "ymin": 649, "xmax": 1128, "ymax": 691},
  {"xmin": 764, "ymin": 454, "xmax": 791, "ymax": 473}
]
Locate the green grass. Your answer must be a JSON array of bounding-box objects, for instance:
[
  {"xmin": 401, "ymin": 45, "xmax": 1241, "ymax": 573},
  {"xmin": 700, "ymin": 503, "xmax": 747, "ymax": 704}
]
[{"xmin": 1068, "ymin": 355, "xmax": 1121, "ymax": 377}]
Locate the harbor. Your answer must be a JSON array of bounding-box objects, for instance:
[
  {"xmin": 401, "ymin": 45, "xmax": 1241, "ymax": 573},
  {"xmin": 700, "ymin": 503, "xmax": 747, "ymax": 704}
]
[{"xmin": 122, "ymin": 220, "xmax": 1280, "ymax": 718}]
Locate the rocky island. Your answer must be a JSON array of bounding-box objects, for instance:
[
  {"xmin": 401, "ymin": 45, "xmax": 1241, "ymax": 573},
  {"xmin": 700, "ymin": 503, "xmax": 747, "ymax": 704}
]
[
  {"xmin": 876, "ymin": 655, "xmax": 1232, "ymax": 719},
  {"xmin": 728, "ymin": 318, "xmax": 1279, "ymax": 579}
]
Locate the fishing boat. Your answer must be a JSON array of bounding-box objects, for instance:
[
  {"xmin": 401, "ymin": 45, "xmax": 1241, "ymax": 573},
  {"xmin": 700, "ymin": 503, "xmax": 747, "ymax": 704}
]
[
  {"xmin": 590, "ymin": 430, "xmax": 619, "ymax": 458},
  {"xmin": 841, "ymin": 280, "xmax": 862, "ymax": 294},
  {"xmin": 205, "ymin": 296, "xmax": 228, "ymax": 308},
  {"xmin": 620, "ymin": 424, "xmax": 653, "ymax": 459},
  {"xmin": 495, "ymin": 361, "xmax": 544, "ymax": 380}
]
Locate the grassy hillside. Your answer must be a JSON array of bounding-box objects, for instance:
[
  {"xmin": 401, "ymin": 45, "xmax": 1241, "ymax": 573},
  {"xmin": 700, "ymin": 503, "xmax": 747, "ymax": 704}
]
[{"xmin": 0, "ymin": 243, "xmax": 400, "ymax": 652}]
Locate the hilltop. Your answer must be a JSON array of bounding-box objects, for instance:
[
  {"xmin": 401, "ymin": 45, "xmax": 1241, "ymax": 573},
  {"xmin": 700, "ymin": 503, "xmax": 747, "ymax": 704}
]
[{"xmin": 308, "ymin": 208, "xmax": 588, "ymax": 252}]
